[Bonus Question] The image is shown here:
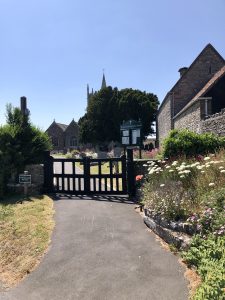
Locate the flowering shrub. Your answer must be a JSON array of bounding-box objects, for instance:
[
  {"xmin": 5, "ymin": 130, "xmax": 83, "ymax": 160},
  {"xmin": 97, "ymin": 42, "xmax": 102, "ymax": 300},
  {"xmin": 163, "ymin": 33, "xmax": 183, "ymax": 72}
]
[
  {"xmin": 135, "ymin": 175, "xmax": 144, "ymax": 189},
  {"xmin": 142, "ymin": 152, "xmax": 225, "ymax": 223},
  {"xmin": 141, "ymin": 151, "xmax": 225, "ymax": 300}
]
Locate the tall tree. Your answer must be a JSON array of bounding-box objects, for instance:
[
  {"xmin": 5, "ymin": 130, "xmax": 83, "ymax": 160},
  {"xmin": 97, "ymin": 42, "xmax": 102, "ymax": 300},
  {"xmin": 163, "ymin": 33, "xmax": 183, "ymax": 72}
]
[{"xmin": 79, "ymin": 86, "xmax": 159, "ymax": 144}]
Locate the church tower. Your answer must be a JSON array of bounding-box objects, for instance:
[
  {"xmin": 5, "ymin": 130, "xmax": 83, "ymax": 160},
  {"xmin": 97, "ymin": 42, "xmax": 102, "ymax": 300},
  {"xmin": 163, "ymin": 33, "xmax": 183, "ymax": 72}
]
[{"xmin": 87, "ymin": 72, "xmax": 107, "ymax": 108}]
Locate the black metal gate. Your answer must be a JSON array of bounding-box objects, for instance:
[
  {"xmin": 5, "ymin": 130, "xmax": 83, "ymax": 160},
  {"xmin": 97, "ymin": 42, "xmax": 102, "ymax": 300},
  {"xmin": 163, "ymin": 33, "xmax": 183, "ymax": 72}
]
[{"xmin": 44, "ymin": 152, "xmax": 128, "ymax": 195}]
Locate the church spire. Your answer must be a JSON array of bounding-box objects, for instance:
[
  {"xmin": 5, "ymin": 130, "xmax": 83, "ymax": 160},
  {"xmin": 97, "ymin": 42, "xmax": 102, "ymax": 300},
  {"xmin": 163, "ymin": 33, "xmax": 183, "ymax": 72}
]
[{"xmin": 101, "ymin": 71, "xmax": 107, "ymax": 89}]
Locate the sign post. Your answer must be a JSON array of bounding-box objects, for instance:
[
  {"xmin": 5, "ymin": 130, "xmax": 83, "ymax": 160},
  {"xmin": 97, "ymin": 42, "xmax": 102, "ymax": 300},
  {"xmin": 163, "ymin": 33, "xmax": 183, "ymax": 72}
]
[
  {"xmin": 19, "ymin": 171, "xmax": 31, "ymax": 197},
  {"xmin": 120, "ymin": 120, "xmax": 143, "ymax": 197}
]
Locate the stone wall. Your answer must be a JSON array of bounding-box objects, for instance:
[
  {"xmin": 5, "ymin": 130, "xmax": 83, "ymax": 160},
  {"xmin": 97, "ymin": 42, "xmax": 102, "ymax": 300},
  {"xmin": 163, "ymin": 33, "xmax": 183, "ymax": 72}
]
[
  {"xmin": 173, "ymin": 101, "xmax": 202, "ymax": 133},
  {"xmin": 7, "ymin": 164, "xmax": 44, "ymax": 195},
  {"xmin": 25, "ymin": 164, "xmax": 44, "ymax": 187},
  {"xmin": 201, "ymin": 109, "xmax": 225, "ymax": 136},
  {"xmin": 157, "ymin": 96, "xmax": 172, "ymax": 146}
]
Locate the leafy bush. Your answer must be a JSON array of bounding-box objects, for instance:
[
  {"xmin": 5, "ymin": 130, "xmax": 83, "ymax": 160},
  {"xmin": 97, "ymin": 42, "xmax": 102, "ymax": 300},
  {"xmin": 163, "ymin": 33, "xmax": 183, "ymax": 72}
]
[
  {"xmin": 0, "ymin": 105, "xmax": 52, "ymax": 197},
  {"xmin": 183, "ymin": 235, "xmax": 225, "ymax": 300},
  {"xmin": 163, "ymin": 130, "xmax": 225, "ymax": 158}
]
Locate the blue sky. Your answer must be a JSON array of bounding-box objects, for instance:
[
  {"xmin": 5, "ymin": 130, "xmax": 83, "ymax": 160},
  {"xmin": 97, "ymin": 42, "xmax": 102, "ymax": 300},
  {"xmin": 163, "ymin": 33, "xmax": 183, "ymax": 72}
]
[{"xmin": 0, "ymin": 0, "xmax": 225, "ymax": 130}]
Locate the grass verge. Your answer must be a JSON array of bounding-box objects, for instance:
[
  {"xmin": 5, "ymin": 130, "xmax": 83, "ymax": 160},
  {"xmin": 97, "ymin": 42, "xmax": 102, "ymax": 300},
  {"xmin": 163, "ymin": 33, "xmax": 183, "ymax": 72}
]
[{"xmin": 0, "ymin": 195, "xmax": 54, "ymax": 289}]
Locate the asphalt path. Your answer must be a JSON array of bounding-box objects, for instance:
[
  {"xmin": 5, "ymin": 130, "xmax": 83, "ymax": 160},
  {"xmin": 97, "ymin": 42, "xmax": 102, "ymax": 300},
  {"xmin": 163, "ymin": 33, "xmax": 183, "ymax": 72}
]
[{"xmin": 1, "ymin": 195, "xmax": 188, "ymax": 300}]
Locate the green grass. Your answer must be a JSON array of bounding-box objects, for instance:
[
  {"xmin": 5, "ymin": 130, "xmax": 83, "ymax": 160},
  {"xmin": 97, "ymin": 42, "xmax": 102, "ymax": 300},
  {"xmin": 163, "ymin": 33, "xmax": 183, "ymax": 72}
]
[{"xmin": 0, "ymin": 195, "xmax": 54, "ymax": 288}]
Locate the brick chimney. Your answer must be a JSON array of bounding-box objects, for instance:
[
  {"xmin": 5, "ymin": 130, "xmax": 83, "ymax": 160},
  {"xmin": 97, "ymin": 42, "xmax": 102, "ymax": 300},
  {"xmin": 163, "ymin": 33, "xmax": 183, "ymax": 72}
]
[
  {"xmin": 178, "ymin": 67, "xmax": 188, "ymax": 77},
  {"xmin": 20, "ymin": 96, "xmax": 27, "ymax": 116}
]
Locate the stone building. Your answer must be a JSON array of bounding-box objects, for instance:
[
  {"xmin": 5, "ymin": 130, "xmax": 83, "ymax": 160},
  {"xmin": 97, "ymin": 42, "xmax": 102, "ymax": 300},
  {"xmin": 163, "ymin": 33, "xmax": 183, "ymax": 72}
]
[
  {"xmin": 46, "ymin": 119, "xmax": 79, "ymax": 152},
  {"xmin": 157, "ymin": 44, "xmax": 225, "ymax": 146}
]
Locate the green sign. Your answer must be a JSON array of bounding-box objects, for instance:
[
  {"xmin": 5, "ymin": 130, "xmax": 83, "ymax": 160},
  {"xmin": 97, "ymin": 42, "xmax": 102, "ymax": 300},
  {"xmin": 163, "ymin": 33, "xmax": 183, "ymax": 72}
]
[{"xmin": 19, "ymin": 174, "xmax": 31, "ymax": 184}]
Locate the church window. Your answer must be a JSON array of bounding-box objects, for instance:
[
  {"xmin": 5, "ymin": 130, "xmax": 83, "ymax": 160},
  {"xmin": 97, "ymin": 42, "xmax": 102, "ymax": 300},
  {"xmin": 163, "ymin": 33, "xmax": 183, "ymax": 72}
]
[
  {"xmin": 70, "ymin": 136, "xmax": 77, "ymax": 147},
  {"xmin": 52, "ymin": 137, "xmax": 59, "ymax": 146}
]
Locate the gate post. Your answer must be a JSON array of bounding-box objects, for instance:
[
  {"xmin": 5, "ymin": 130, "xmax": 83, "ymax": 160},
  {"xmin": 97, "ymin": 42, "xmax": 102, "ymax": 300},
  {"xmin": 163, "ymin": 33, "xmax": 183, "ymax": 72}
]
[
  {"xmin": 127, "ymin": 149, "xmax": 136, "ymax": 197},
  {"xmin": 121, "ymin": 155, "xmax": 127, "ymax": 193},
  {"xmin": 43, "ymin": 151, "xmax": 54, "ymax": 193},
  {"xmin": 83, "ymin": 156, "xmax": 90, "ymax": 194}
]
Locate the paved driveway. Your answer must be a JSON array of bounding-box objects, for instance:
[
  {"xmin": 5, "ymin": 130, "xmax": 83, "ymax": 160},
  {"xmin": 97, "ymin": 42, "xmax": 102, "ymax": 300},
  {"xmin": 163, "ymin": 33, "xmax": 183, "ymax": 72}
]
[{"xmin": 1, "ymin": 195, "xmax": 188, "ymax": 300}]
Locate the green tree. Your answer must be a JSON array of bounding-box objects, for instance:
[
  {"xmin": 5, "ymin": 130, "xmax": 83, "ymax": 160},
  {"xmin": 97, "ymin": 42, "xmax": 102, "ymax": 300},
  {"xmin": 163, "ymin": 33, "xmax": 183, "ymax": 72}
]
[{"xmin": 79, "ymin": 86, "xmax": 158, "ymax": 144}]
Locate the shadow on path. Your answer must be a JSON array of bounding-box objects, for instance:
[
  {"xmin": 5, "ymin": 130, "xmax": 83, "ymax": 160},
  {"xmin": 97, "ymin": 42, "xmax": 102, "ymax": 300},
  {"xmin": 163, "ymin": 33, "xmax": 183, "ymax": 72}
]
[{"xmin": 52, "ymin": 193, "xmax": 135, "ymax": 204}]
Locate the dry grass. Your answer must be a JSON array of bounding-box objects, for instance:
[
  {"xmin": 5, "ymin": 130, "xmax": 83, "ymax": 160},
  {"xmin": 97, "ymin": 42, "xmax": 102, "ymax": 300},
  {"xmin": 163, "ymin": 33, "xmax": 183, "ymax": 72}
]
[{"xmin": 0, "ymin": 195, "xmax": 54, "ymax": 289}]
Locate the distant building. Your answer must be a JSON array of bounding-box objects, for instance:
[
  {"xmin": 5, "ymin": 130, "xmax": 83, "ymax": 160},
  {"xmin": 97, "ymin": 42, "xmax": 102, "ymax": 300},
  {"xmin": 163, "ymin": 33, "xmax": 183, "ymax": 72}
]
[
  {"xmin": 46, "ymin": 73, "xmax": 107, "ymax": 151},
  {"xmin": 87, "ymin": 73, "xmax": 107, "ymax": 107},
  {"xmin": 157, "ymin": 44, "xmax": 225, "ymax": 146},
  {"xmin": 46, "ymin": 119, "xmax": 79, "ymax": 152}
]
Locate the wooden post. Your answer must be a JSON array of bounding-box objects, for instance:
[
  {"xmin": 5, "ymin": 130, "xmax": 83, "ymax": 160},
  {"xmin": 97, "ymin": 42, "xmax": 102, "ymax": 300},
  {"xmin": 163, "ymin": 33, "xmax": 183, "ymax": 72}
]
[
  {"xmin": 83, "ymin": 157, "xmax": 90, "ymax": 194},
  {"xmin": 127, "ymin": 148, "xmax": 135, "ymax": 197},
  {"xmin": 43, "ymin": 151, "xmax": 54, "ymax": 193},
  {"xmin": 139, "ymin": 147, "xmax": 142, "ymax": 159},
  {"xmin": 121, "ymin": 154, "xmax": 127, "ymax": 193}
]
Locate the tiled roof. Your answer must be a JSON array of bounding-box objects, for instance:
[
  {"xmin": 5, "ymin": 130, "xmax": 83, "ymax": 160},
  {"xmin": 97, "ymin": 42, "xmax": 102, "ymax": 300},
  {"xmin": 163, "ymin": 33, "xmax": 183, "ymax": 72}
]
[
  {"xmin": 56, "ymin": 123, "xmax": 68, "ymax": 131},
  {"xmin": 173, "ymin": 65, "xmax": 225, "ymax": 119}
]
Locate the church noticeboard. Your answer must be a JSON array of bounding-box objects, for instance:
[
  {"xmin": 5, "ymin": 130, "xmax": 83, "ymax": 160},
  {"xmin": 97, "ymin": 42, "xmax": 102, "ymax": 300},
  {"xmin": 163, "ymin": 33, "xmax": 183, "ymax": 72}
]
[
  {"xmin": 19, "ymin": 174, "xmax": 31, "ymax": 184},
  {"xmin": 120, "ymin": 120, "xmax": 142, "ymax": 146}
]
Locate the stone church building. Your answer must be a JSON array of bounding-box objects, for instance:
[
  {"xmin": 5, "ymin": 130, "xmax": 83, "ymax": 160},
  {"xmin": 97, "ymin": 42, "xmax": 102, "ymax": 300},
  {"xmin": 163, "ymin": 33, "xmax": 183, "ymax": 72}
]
[
  {"xmin": 157, "ymin": 44, "xmax": 225, "ymax": 146},
  {"xmin": 46, "ymin": 74, "xmax": 107, "ymax": 151},
  {"xmin": 46, "ymin": 119, "xmax": 79, "ymax": 152}
]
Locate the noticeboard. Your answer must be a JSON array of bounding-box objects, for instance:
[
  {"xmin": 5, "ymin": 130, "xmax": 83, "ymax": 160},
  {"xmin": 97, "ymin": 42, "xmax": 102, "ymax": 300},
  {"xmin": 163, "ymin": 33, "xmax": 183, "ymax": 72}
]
[
  {"xmin": 120, "ymin": 120, "xmax": 142, "ymax": 146},
  {"xmin": 19, "ymin": 174, "xmax": 31, "ymax": 184}
]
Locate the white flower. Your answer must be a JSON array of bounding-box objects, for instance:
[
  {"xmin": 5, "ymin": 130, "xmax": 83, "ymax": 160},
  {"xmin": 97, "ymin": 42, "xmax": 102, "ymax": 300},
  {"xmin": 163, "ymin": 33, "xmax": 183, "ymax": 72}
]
[
  {"xmin": 143, "ymin": 164, "xmax": 148, "ymax": 167},
  {"xmin": 184, "ymin": 170, "xmax": 191, "ymax": 174},
  {"xmin": 160, "ymin": 184, "xmax": 165, "ymax": 187},
  {"xmin": 209, "ymin": 182, "xmax": 215, "ymax": 187},
  {"xmin": 201, "ymin": 171, "xmax": 205, "ymax": 174},
  {"xmin": 169, "ymin": 169, "xmax": 174, "ymax": 173},
  {"xmin": 197, "ymin": 166, "xmax": 203, "ymax": 170},
  {"xmin": 165, "ymin": 165, "xmax": 171, "ymax": 169},
  {"xmin": 161, "ymin": 160, "xmax": 166, "ymax": 164},
  {"xmin": 219, "ymin": 166, "xmax": 224, "ymax": 169},
  {"xmin": 220, "ymin": 170, "xmax": 225, "ymax": 173},
  {"xmin": 149, "ymin": 169, "xmax": 155, "ymax": 175},
  {"xmin": 204, "ymin": 157, "xmax": 211, "ymax": 161},
  {"xmin": 172, "ymin": 161, "xmax": 178, "ymax": 166},
  {"xmin": 180, "ymin": 175, "xmax": 185, "ymax": 178}
]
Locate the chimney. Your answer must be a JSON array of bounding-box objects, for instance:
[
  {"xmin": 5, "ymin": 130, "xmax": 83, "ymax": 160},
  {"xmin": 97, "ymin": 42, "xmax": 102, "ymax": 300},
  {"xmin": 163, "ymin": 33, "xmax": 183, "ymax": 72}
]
[
  {"xmin": 178, "ymin": 67, "xmax": 188, "ymax": 77},
  {"xmin": 20, "ymin": 96, "xmax": 27, "ymax": 116}
]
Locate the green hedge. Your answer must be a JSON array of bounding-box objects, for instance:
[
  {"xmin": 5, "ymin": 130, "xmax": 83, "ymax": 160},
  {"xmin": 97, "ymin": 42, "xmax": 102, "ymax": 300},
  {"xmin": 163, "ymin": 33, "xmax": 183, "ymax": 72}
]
[{"xmin": 163, "ymin": 130, "xmax": 225, "ymax": 158}]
